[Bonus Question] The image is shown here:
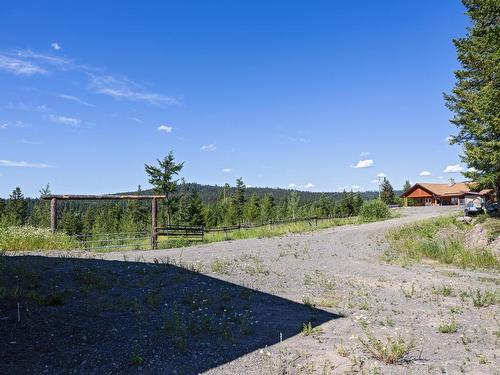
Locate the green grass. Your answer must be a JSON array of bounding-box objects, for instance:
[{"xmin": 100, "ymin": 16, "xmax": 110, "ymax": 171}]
[
  {"xmin": 301, "ymin": 322, "xmax": 323, "ymax": 336},
  {"xmin": 438, "ymin": 317, "xmax": 458, "ymax": 334},
  {"xmin": 385, "ymin": 216, "xmax": 499, "ymax": 270},
  {"xmin": 2, "ymin": 211, "xmax": 395, "ymax": 252},
  {"xmin": 0, "ymin": 226, "xmax": 77, "ymax": 251}
]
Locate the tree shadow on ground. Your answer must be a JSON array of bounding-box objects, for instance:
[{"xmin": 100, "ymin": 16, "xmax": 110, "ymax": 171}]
[{"xmin": 0, "ymin": 255, "xmax": 342, "ymax": 374}]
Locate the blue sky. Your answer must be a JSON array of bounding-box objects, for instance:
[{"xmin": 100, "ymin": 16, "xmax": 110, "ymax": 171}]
[{"xmin": 0, "ymin": 1, "xmax": 470, "ymax": 197}]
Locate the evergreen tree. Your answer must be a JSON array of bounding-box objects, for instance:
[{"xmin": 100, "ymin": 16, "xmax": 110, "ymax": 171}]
[
  {"xmin": 380, "ymin": 178, "xmax": 395, "ymax": 205},
  {"xmin": 82, "ymin": 206, "xmax": 95, "ymax": 235},
  {"xmin": 144, "ymin": 151, "xmax": 184, "ymax": 224},
  {"xmin": 60, "ymin": 209, "xmax": 82, "ymax": 236},
  {"xmin": 30, "ymin": 183, "xmax": 51, "ymax": 227},
  {"xmin": 287, "ymin": 191, "xmax": 300, "ymax": 220},
  {"xmin": 403, "ymin": 180, "xmax": 411, "ymax": 193},
  {"xmin": 260, "ymin": 194, "xmax": 275, "ymax": 222},
  {"xmin": 444, "ymin": 0, "xmax": 500, "ymax": 202},
  {"xmin": 187, "ymin": 192, "xmax": 205, "ymax": 226},
  {"xmin": 244, "ymin": 193, "xmax": 261, "ymax": 223},
  {"xmin": 233, "ymin": 178, "xmax": 246, "ymax": 225},
  {"xmin": 4, "ymin": 187, "xmax": 28, "ymax": 226},
  {"xmin": 174, "ymin": 180, "xmax": 190, "ymax": 224}
]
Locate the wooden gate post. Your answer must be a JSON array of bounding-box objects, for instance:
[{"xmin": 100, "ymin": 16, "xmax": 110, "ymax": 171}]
[
  {"xmin": 50, "ymin": 198, "xmax": 57, "ymax": 234},
  {"xmin": 151, "ymin": 198, "xmax": 158, "ymax": 249}
]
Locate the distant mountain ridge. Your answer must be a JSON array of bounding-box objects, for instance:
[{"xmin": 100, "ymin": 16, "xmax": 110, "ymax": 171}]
[{"xmin": 124, "ymin": 182, "xmax": 394, "ymax": 204}]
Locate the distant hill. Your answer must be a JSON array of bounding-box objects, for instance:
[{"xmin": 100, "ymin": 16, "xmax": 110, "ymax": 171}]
[{"xmin": 124, "ymin": 182, "xmax": 394, "ymax": 204}]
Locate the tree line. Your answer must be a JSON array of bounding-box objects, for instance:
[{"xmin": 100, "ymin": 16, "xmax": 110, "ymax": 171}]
[{"xmin": 0, "ymin": 152, "xmax": 402, "ymax": 236}]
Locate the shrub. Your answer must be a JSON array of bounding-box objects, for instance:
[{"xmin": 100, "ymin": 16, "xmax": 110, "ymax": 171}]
[{"xmin": 359, "ymin": 200, "xmax": 390, "ymax": 222}]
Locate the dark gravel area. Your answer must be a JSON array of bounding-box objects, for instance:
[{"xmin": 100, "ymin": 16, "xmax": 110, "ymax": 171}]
[{"xmin": 0, "ymin": 255, "xmax": 339, "ymax": 374}]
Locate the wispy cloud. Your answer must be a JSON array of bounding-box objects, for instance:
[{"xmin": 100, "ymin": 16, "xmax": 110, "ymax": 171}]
[
  {"xmin": 0, "ymin": 159, "xmax": 54, "ymax": 168},
  {"xmin": 5, "ymin": 102, "xmax": 49, "ymax": 113},
  {"xmin": 443, "ymin": 164, "xmax": 463, "ymax": 173},
  {"xmin": 201, "ymin": 144, "xmax": 217, "ymax": 152},
  {"xmin": 90, "ymin": 75, "xmax": 179, "ymax": 106},
  {"xmin": 376, "ymin": 172, "xmax": 385, "ymax": 178},
  {"xmin": 360, "ymin": 151, "xmax": 370, "ymax": 156},
  {"xmin": 351, "ymin": 159, "xmax": 374, "ymax": 169},
  {"xmin": 129, "ymin": 117, "xmax": 143, "ymax": 124},
  {"xmin": 288, "ymin": 183, "xmax": 296, "ymax": 188},
  {"xmin": 221, "ymin": 168, "xmax": 233, "ymax": 173},
  {"xmin": 445, "ymin": 136, "xmax": 453, "ymax": 143},
  {"xmin": 0, "ymin": 122, "xmax": 7, "ymax": 130},
  {"xmin": 2, "ymin": 49, "xmax": 177, "ymax": 107},
  {"xmin": 58, "ymin": 93, "xmax": 95, "ymax": 107},
  {"xmin": 370, "ymin": 179, "xmax": 379, "ymax": 184},
  {"xmin": 419, "ymin": 170, "xmax": 431, "ymax": 176},
  {"xmin": 18, "ymin": 139, "xmax": 42, "ymax": 145},
  {"xmin": 0, "ymin": 55, "xmax": 46, "ymax": 75},
  {"xmin": 49, "ymin": 114, "xmax": 81, "ymax": 126},
  {"xmin": 15, "ymin": 49, "xmax": 75, "ymax": 70},
  {"xmin": 302, "ymin": 182, "xmax": 316, "ymax": 189},
  {"xmin": 158, "ymin": 125, "xmax": 173, "ymax": 133}
]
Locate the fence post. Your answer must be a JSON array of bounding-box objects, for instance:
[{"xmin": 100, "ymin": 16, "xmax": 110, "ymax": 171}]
[
  {"xmin": 50, "ymin": 198, "xmax": 57, "ymax": 234},
  {"xmin": 151, "ymin": 198, "xmax": 157, "ymax": 249}
]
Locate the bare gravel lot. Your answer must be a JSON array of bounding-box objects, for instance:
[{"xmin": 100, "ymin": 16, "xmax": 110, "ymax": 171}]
[{"xmin": 1, "ymin": 206, "xmax": 499, "ymax": 374}]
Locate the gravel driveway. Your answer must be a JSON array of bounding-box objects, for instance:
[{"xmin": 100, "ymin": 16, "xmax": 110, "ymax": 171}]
[{"xmin": 2, "ymin": 206, "xmax": 498, "ymax": 374}]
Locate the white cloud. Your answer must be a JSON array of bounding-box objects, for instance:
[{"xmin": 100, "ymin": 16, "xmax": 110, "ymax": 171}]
[
  {"xmin": 302, "ymin": 183, "xmax": 316, "ymax": 189},
  {"xmin": 49, "ymin": 114, "xmax": 80, "ymax": 126},
  {"xmin": 445, "ymin": 136, "xmax": 453, "ymax": 143},
  {"xmin": 5, "ymin": 102, "xmax": 49, "ymax": 113},
  {"xmin": 376, "ymin": 172, "xmax": 386, "ymax": 178},
  {"xmin": 298, "ymin": 138, "xmax": 310, "ymax": 143},
  {"xmin": 221, "ymin": 168, "xmax": 233, "ymax": 173},
  {"xmin": 58, "ymin": 94, "xmax": 95, "ymax": 107},
  {"xmin": 201, "ymin": 144, "xmax": 217, "ymax": 152},
  {"xmin": 0, "ymin": 122, "xmax": 7, "ymax": 130},
  {"xmin": 0, "ymin": 159, "xmax": 54, "ymax": 168},
  {"xmin": 288, "ymin": 183, "xmax": 296, "ymax": 188},
  {"xmin": 15, "ymin": 49, "xmax": 75, "ymax": 70},
  {"xmin": 0, "ymin": 55, "xmax": 46, "ymax": 75},
  {"xmin": 90, "ymin": 75, "xmax": 179, "ymax": 106},
  {"xmin": 51, "ymin": 42, "xmax": 61, "ymax": 51},
  {"xmin": 351, "ymin": 159, "xmax": 374, "ymax": 169},
  {"xmin": 18, "ymin": 139, "xmax": 42, "ymax": 145},
  {"xmin": 158, "ymin": 125, "xmax": 173, "ymax": 133},
  {"xmin": 443, "ymin": 164, "xmax": 463, "ymax": 173},
  {"xmin": 467, "ymin": 167, "xmax": 479, "ymax": 173},
  {"xmin": 360, "ymin": 151, "xmax": 370, "ymax": 156},
  {"xmin": 370, "ymin": 179, "xmax": 379, "ymax": 184},
  {"xmin": 419, "ymin": 170, "xmax": 431, "ymax": 176},
  {"xmin": 129, "ymin": 117, "xmax": 143, "ymax": 124},
  {"xmin": 340, "ymin": 185, "xmax": 361, "ymax": 191}
]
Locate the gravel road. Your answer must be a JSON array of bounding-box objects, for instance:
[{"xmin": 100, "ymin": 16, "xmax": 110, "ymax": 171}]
[{"xmin": 2, "ymin": 206, "xmax": 498, "ymax": 374}]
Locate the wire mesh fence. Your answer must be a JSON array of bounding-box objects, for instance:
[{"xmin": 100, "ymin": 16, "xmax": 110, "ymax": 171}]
[
  {"xmin": 69, "ymin": 231, "xmax": 151, "ymax": 252},
  {"xmin": 68, "ymin": 215, "xmax": 349, "ymax": 251}
]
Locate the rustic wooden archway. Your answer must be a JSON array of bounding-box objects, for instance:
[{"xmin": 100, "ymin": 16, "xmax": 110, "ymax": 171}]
[{"xmin": 41, "ymin": 194, "xmax": 166, "ymax": 247}]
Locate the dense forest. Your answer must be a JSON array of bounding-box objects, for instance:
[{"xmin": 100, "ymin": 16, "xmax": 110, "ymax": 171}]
[{"xmin": 0, "ymin": 152, "xmax": 402, "ymax": 237}]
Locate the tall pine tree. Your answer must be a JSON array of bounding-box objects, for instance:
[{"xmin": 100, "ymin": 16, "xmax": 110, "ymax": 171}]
[
  {"xmin": 145, "ymin": 151, "xmax": 184, "ymax": 224},
  {"xmin": 444, "ymin": 0, "xmax": 500, "ymax": 202}
]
